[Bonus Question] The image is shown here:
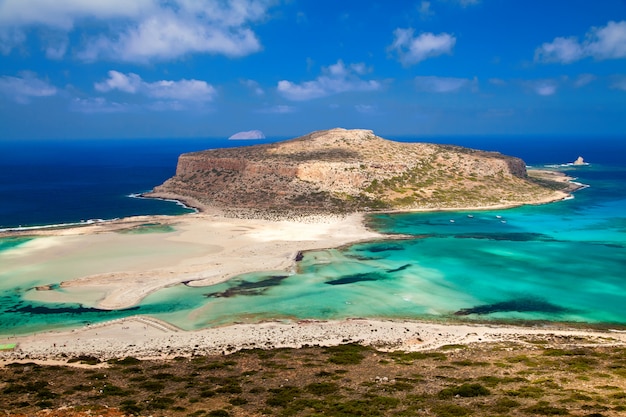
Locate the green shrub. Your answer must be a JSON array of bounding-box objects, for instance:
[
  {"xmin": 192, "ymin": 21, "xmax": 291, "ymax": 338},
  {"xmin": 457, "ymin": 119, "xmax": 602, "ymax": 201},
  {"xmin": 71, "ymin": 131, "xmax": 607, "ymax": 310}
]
[
  {"xmin": 326, "ymin": 343, "xmax": 368, "ymax": 365},
  {"xmin": 306, "ymin": 382, "xmax": 339, "ymax": 395},
  {"xmin": 431, "ymin": 403, "xmax": 472, "ymax": 417},
  {"xmin": 266, "ymin": 386, "xmax": 302, "ymax": 407},
  {"xmin": 111, "ymin": 356, "xmax": 141, "ymax": 365},
  {"xmin": 438, "ymin": 383, "xmax": 490, "ymax": 398},
  {"xmin": 524, "ymin": 401, "xmax": 569, "ymax": 415}
]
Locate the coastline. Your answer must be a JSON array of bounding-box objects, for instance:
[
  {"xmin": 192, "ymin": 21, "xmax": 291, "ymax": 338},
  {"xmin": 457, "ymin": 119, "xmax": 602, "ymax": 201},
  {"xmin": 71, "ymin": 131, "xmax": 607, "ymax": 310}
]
[
  {"xmin": 2, "ymin": 316, "xmax": 626, "ymax": 365},
  {"xmin": 0, "ymin": 172, "xmax": 589, "ymax": 361}
]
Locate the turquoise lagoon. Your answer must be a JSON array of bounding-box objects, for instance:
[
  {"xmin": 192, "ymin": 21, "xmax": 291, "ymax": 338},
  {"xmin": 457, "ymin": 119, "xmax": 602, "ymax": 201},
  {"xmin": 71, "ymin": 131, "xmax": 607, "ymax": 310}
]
[{"xmin": 1, "ymin": 161, "xmax": 625, "ymax": 335}]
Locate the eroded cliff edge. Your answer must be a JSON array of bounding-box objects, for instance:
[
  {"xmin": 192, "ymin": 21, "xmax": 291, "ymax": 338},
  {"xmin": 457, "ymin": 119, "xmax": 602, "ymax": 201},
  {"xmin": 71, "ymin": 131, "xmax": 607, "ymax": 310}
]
[{"xmin": 148, "ymin": 128, "xmax": 575, "ymax": 216}]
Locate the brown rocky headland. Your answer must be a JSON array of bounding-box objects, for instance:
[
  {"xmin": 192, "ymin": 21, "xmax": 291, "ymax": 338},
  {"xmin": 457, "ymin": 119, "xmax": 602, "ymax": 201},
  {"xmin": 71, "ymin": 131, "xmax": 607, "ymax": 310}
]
[{"xmin": 147, "ymin": 128, "xmax": 576, "ymax": 216}]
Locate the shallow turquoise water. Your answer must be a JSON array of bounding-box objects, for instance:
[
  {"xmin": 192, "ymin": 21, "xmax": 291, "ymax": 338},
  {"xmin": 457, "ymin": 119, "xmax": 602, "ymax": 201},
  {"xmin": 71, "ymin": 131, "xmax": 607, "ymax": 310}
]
[{"xmin": 1, "ymin": 163, "xmax": 625, "ymax": 335}]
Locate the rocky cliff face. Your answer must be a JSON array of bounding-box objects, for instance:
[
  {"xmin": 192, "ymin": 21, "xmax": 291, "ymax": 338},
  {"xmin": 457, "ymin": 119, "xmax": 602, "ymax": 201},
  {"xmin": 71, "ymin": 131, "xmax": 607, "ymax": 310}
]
[{"xmin": 150, "ymin": 128, "xmax": 562, "ymax": 214}]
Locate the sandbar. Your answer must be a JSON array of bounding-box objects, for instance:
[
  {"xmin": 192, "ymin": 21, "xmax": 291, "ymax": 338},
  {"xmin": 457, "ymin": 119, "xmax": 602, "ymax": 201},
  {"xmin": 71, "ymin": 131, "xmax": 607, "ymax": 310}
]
[{"xmin": 1, "ymin": 211, "xmax": 381, "ymax": 310}]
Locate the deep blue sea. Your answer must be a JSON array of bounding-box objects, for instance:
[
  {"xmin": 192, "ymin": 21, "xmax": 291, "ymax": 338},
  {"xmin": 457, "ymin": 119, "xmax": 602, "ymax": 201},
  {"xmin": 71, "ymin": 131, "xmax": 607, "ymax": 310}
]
[
  {"xmin": 0, "ymin": 138, "xmax": 279, "ymax": 229},
  {"xmin": 1, "ymin": 135, "xmax": 625, "ymax": 335}
]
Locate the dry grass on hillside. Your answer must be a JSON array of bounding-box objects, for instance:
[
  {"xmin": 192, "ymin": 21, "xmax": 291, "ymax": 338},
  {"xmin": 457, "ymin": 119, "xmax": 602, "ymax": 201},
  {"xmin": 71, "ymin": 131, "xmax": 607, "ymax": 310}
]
[{"xmin": 2, "ymin": 336, "xmax": 626, "ymax": 417}]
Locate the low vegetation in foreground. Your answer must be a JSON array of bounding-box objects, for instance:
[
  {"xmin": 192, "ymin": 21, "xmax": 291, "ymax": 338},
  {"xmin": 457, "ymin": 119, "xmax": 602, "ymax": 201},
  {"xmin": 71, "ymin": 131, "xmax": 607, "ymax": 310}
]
[{"xmin": 2, "ymin": 335, "xmax": 626, "ymax": 416}]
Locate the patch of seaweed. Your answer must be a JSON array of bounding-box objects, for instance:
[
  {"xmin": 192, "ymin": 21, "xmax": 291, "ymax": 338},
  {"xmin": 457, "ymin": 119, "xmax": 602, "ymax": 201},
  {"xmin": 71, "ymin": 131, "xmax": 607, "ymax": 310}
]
[
  {"xmin": 359, "ymin": 243, "xmax": 405, "ymax": 253},
  {"xmin": 205, "ymin": 275, "xmax": 290, "ymax": 298},
  {"xmin": 455, "ymin": 298, "xmax": 570, "ymax": 316},
  {"xmin": 325, "ymin": 272, "xmax": 389, "ymax": 286},
  {"xmin": 386, "ymin": 264, "xmax": 412, "ymax": 273}
]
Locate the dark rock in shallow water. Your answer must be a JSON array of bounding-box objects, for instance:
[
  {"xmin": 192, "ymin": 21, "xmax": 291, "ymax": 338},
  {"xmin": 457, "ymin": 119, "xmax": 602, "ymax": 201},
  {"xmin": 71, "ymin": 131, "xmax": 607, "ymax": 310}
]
[
  {"xmin": 326, "ymin": 272, "xmax": 388, "ymax": 286},
  {"xmin": 295, "ymin": 251, "xmax": 304, "ymax": 261},
  {"xmin": 205, "ymin": 275, "xmax": 289, "ymax": 298},
  {"xmin": 455, "ymin": 298, "xmax": 570, "ymax": 316}
]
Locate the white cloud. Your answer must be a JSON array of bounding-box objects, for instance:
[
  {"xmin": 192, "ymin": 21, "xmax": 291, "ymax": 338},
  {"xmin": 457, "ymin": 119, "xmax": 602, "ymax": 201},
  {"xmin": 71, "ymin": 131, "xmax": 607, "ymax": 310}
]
[
  {"xmin": 389, "ymin": 28, "xmax": 456, "ymax": 66},
  {"xmin": 70, "ymin": 97, "xmax": 131, "ymax": 113},
  {"xmin": 574, "ymin": 73, "xmax": 597, "ymax": 88},
  {"xmin": 0, "ymin": 0, "xmax": 275, "ymax": 62},
  {"xmin": 525, "ymin": 79, "xmax": 558, "ymax": 96},
  {"xmin": 277, "ymin": 60, "xmax": 382, "ymax": 101},
  {"xmin": 0, "ymin": 71, "xmax": 57, "ymax": 103},
  {"xmin": 44, "ymin": 36, "xmax": 69, "ymax": 60},
  {"xmin": 242, "ymin": 79, "xmax": 264, "ymax": 96},
  {"xmin": 95, "ymin": 70, "xmax": 141, "ymax": 93},
  {"xmin": 418, "ymin": 1, "xmax": 434, "ymax": 19},
  {"xmin": 0, "ymin": 27, "xmax": 26, "ymax": 54},
  {"xmin": 610, "ymin": 76, "xmax": 626, "ymax": 91},
  {"xmin": 0, "ymin": 0, "xmax": 153, "ymax": 29},
  {"xmin": 95, "ymin": 70, "xmax": 217, "ymax": 102},
  {"xmin": 534, "ymin": 37, "xmax": 583, "ymax": 64},
  {"xmin": 414, "ymin": 76, "xmax": 477, "ymax": 93},
  {"xmin": 535, "ymin": 20, "xmax": 626, "ymax": 63}
]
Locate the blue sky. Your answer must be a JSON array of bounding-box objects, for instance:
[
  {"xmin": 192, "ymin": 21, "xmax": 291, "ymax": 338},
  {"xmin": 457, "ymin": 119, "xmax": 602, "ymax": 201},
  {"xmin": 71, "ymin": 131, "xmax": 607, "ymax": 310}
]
[{"xmin": 0, "ymin": 0, "xmax": 625, "ymax": 140}]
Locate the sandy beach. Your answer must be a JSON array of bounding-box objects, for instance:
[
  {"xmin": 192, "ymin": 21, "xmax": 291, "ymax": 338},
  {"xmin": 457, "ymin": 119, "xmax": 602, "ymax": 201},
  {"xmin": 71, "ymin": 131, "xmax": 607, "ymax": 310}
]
[{"xmin": 3, "ymin": 315, "xmax": 626, "ymax": 365}]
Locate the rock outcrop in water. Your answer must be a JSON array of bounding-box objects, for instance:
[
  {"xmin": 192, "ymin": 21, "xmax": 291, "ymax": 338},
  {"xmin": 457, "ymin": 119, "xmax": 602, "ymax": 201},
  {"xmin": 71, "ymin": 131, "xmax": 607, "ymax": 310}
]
[{"xmin": 149, "ymin": 128, "xmax": 570, "ymax": 215}]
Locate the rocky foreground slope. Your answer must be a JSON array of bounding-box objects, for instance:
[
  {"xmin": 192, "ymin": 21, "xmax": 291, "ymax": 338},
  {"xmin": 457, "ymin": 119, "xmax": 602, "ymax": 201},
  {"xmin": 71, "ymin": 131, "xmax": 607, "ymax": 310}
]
[{"xmin": 149, "ymin": 128, "xmax": 571, "ymax": 215}]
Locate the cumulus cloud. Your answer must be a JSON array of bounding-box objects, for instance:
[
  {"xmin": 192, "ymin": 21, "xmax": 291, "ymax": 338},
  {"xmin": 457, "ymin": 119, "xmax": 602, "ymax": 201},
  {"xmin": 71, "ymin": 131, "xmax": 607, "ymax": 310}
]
[
  {"xmin": 535, "ymin": 20, "xmax": 626, "ymax": 63},
  {"xmin": 95, "ymin": 70, "xmax": 217, "ymax": 102},
  {"xmin": 277, "ymin": 60, "xmax": 382, "ymax": 101},
  {"xmin": 0, "ymin": 71, "xmax": 57, "ymax": 103},
  {"xmin": 414, "ymin": 76, "xmax": 477, "ymax": 93},
  {"xmin": 0, "ymin": 0, "xmax": 275, "ymax": 62},
  {"xmin": 242, "ymin": 79, "xmax": 264, "ymax": 96},
  {"xmin": 389, "ymin": 28, "xmax": 456, "ymax": 66},
  {"xmin": 525, "ymin": 79, "xmax": 558, "ymax": 96},
  {"xmin": 418, "ymin": 1, "xmax": 434, "ymax": 20}
]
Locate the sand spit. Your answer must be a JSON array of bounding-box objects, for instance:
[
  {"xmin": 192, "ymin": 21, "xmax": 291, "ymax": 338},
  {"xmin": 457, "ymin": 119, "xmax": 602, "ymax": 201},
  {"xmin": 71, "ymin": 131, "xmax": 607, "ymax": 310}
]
[
  {"xmin": 2, "ymin": 316, "xmax": 626, "ymax": 365},
  {"xmin": 1, "ymin": 212, "xmax": 381, "ymax": 310}
]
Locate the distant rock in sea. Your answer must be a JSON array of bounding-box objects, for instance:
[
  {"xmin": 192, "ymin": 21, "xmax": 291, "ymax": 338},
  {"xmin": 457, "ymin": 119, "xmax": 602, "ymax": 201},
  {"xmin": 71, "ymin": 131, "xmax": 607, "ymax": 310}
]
[
  {"xmin": 573, "ymin": 156, "xmax": 585, "ymax": 165},
  {"xmin": 229, "ymin": 130, "xmax": 265, "ymax": 140}
]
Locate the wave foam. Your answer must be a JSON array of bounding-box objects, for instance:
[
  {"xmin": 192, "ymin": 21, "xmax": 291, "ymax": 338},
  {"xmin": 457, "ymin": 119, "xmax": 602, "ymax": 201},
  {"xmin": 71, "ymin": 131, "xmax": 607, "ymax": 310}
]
[{"xmin": 128, "ymin": 193, "xmax": 198, "ymax": 213}]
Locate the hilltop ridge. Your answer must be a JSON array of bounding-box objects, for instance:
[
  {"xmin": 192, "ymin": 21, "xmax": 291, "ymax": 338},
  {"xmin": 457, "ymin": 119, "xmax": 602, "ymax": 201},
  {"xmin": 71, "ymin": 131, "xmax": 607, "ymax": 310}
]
[{"xmin": 148, "ymin": 128, "xmax": 573, "ymax": 216}]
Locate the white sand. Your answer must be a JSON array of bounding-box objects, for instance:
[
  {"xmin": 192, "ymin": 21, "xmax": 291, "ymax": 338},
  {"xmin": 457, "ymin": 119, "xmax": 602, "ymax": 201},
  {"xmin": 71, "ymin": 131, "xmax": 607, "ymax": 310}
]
[
  {"xmin": 1, "ymin": 212, "xmax": 381, "ymax": 310},
  {"xmin": 2, "ymin": 316, "xmax": 625, "ymax": 364}
]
